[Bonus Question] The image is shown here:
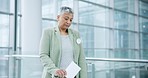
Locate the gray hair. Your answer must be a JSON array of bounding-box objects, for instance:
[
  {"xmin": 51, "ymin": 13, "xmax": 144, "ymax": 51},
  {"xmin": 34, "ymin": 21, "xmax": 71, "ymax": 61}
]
[{"xmin": 59, "ymin": 6, "xmax": 73, "ymax": 14}]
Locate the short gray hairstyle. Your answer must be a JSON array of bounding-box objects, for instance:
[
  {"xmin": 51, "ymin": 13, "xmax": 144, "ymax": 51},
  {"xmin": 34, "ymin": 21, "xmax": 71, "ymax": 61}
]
[{"xmin": 59, "ymin": 6, "xmax": 73, "ymax": 14}]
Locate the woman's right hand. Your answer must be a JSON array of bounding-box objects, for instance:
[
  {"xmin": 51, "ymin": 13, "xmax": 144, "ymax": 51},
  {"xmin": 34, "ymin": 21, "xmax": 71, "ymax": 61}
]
[{"xmin": 54, "ymin": 69, "xmax": 67, "ymax": 78}]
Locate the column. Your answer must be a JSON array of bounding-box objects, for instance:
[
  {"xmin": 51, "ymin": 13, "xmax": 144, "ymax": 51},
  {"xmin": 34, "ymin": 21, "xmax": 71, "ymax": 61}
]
[
  {"xmin": 21, "ymin": 0, "xmax": 42, "ymax": 78},
  {"xmin": 21, "ymin": 0, "xmax": 42, "ymax": 55}
]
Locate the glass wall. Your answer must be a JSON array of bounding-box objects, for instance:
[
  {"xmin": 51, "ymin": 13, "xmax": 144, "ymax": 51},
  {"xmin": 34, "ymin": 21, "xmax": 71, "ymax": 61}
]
[
  {"xmin": 0, "ymin": 0, "xmax": 10, "ymax": 12},
  {"xmin": 0, "ymin": 0, "xmax": 21, "ymax": 78},
  {"xmin": 139, "ymin": 0, "xmax": 148, "ymax": 62},
  {"xmin": 114, "ymin": 0, "xmax": 135, "ymax": 13},
  {"xmin": 0, "ymin": 14, "xmax": 10, "ymax": 47},
  {"xmin": 39, "ymin": 0, "xmax": 148, "ymax": 78},
  {"xmin": 0, "ymin": 0, "xmax": 10, "ymax": 78}
]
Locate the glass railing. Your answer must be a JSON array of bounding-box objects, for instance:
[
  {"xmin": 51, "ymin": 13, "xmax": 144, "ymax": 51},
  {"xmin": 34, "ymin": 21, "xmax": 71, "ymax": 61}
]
[
  {"xmin": 0, "ymin": 55, "xmax": 148, "ymax": 78},
  {"xmin": 86, "ymin": 58, "xmax": 148, "ymax": 78}
]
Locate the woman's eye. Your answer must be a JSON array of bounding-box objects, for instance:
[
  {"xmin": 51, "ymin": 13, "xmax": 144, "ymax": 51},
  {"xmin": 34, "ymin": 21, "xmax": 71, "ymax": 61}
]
[{"xmin": 64, "ymin": 18, "xmax": 68, "ymax": 20}]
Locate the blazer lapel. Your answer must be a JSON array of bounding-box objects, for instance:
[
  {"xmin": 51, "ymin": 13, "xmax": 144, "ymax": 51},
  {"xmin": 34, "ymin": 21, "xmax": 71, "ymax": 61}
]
[
  {"xmin": 54, "ymin": 26, "xmax": 62, "ymax": 67},
  {"xmin": 54, "ymin": 26, "xmax": 61, "ymax": 41}
]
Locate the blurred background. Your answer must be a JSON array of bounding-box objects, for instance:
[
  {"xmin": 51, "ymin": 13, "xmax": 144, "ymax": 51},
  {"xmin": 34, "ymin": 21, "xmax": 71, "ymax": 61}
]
[{"xmin": 0, "ymin": 0, "xmax": 148, "ymax": 78}]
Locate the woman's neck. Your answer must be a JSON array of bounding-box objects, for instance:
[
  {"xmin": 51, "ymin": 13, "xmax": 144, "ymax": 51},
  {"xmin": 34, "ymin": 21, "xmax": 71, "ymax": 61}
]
[{"xmin": 59, "ymin": 27, "xmax": 68, "ymax": 35}]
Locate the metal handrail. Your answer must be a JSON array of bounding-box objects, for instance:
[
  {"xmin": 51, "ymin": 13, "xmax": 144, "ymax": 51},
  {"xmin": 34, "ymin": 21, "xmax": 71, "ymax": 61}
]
[
  {"xmin": 86, "ymin": 57, "xmax": 148, "ymax": 63},
  {"xmin": 1, "ymin": 55, "xmax": 148, "ymax": 63},
  {"xmin": 2, "ymin": 55, "xmax": 39, "ymax": 58}
]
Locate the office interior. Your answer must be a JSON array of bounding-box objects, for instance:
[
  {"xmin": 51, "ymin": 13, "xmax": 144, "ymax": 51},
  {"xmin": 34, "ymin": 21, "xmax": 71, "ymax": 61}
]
[{"xmin": 0, "ymin": 0, "xmax": 148, "ymax": 78}]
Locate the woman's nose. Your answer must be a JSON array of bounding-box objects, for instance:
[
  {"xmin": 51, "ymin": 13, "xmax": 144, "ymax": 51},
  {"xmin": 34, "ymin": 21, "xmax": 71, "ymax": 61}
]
[{"xmin": 67, "ymin": 20, "xmax": 71, "ymax": 24}]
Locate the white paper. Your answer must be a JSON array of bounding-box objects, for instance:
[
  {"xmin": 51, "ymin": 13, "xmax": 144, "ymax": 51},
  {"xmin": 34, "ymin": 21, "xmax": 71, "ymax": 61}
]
[{"xmin": 66, "ymin": 61, "xmax": 81, "ymax": 78}]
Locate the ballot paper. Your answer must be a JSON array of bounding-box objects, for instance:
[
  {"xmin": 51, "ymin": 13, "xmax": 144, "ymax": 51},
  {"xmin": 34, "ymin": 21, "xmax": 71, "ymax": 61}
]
[{"xmin": 65, "ymin": 61, "xmax": 81, "ymax": 78}]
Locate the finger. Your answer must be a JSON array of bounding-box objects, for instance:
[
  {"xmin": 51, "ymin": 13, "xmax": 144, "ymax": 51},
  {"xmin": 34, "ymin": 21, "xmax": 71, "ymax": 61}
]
[
  {"xmin": 63, "ymin": 70, "xmax": 67, "ymax": 78},
  {"xmin": 56, "ymin": 69, "xmax": 66, "ymax": 78},
  {"xmin": 56, "ymin": 70, "xmax": 62, "ymax": 77},
  {"xmin": 60, "ymin": 70, "xmax": 65, "ymax": 78},
  {"xmin": 59, "ymin": 71, "xmax": 63, "ymax": 78},
  {"xmin": 61, "ymin": 70, "xmax": 66, "ymax": 78},
  {"xmin": 64, "ymin": 70, "xmax": 67, "ymax": 75},
  {"xmin": 62, "ymin": 69, "xmax": 67, "ymax": 75}
]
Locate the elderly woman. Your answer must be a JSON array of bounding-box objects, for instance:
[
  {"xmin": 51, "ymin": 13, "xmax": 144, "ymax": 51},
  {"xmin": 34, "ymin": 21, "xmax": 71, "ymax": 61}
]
[{"xmin": 39, "ymin": 6, "xmax": 87, "ymax": 78}]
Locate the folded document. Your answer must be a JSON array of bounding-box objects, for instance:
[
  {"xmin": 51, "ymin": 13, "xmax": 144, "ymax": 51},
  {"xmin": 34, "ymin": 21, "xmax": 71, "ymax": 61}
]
[{"xmin": 66, "ymin": 61, "xmax": 81, "ymax": 78}]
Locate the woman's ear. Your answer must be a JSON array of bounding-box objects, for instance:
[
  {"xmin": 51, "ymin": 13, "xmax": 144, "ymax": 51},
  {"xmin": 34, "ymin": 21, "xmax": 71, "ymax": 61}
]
[{"xmin": 57, "ymin": 15, "xmax": 60, "ymax": 21}]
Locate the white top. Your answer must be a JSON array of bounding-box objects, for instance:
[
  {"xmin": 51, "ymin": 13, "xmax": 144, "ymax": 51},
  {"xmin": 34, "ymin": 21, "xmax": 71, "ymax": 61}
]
[{"xmin": 60, "ymin": 35, "xmax": 73, "ymax": 69}]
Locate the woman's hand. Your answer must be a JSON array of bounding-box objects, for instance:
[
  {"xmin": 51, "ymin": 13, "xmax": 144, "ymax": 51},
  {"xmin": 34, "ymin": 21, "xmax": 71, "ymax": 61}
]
[{"xmin": 54, "ymin": 69, "xmax": 67, "ymax": 78}]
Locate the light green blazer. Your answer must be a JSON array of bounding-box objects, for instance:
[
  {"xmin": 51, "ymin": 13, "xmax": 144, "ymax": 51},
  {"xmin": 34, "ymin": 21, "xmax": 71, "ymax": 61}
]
[{"xmin": 39, "ymin": 27, "xmax": 87, "ymax": 78}]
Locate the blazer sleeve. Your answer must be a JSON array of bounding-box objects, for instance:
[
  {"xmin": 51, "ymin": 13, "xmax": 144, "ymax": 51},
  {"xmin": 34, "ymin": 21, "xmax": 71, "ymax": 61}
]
[
  {"xmin": 39, "ymin": 29, "xmax": 59, "ymax": 75},
  {"xmin": 77, "ymin": 33, "xmax": 88, "ymax": 78}
]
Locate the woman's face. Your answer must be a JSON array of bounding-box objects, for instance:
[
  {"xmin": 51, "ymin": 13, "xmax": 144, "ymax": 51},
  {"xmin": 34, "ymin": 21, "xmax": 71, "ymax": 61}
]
[{"xmin": 57, "ymin": 12, "xmax": 73, "ymax": 30}]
